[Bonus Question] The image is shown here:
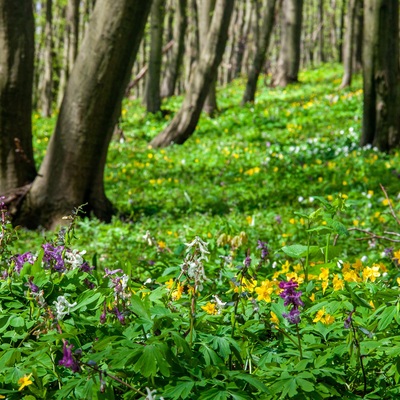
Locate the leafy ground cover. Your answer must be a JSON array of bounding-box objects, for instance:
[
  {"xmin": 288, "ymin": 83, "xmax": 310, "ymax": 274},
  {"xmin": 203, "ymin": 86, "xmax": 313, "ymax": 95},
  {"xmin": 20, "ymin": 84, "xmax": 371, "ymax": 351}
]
[{"xmin": 2, "ymin": 64, "xmax": 400, "ymax": 399}]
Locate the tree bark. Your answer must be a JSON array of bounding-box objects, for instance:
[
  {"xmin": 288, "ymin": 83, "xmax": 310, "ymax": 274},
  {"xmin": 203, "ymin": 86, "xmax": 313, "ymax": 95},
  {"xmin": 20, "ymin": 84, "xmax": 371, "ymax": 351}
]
[
  {"xmin": 352, "ymin": 0, "xmax": 363, "ymax": 73},
  {"xmin": 198, "ymin": 0, "xmax": 217, "ymax": 116},
  {"xmin": 317, "ymin": 0, "xmax": 325, "ymax": 63},
  {"xmin": 161, "ymin": 0, "xmax": 187, "ymax": 98},
  {"xmin": 361, "ymin": 0, "xmax": 399, "ymax": 151},
  {"xmin": 272, "ymin": 0, "xmax": 304, "ymax": 87},
  {"xmin": 150, "ymin": 0, "xmax": 234, "ymax": 148},
  {"xmin": 0, "ymin": 0, "xmax": 37, "ymax": 194},
  {"xmin": 338, "ymin": 0, "xmax": 345, "ymax": 63},
  {"xmin": 339, "ymin": 0, "xmax": 357, "ymax": 88},
  {"xmin": 41, "ymin": 0, "xmax": 53, "ymax": 117},
  {"xmin": 242, "ymin": 0, "xmax": 277, "ymax": 104},
  {"xmin": 18, "ymin": 0, "xmax": 152, "ymax": 229}
]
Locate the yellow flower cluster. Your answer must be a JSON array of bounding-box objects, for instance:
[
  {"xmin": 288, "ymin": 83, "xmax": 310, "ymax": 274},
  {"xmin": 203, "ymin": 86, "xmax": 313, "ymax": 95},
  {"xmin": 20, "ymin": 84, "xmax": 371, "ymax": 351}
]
[
  {"xmin": 217, "ymin": 232, "xmax": 248, "ymax": 249},
  {"xmin": 313, "ymin": 307, "xmax": 335, "ymax": 325}
]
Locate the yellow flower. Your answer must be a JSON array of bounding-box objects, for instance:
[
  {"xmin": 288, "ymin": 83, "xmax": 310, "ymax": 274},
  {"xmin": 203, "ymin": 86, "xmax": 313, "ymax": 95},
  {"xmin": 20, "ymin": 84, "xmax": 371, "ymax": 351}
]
[
  {"xmin": 393, "ymin": 250, "xmax": 400, "ymax": 262},
  {"xmin": 255, "ymin": 280, "xmax": 274, "ymax": 302},
  {"xmin": 201, "ymin": 302, "xmax": 217, "ymax": 315},
  {"xmin": 165, "ymin": 278, "xmax": 174, "ymax": 290},
  {"xmin": 281, "ymin": 260, "xmax": 290, "ymax": 273},
  {"xmin": 172, "ymin": 282, "xmax": 184, "ymax": 300},
  {"xmin": 321, "ymin": 280, "xmax": 329, "ymax": 294},
  {"xmin": 352, "ymin": 259, "xmax": 363, "ymax": 270},
  {"xmin": 313, "ymin": 308, "xmax": 335, "ymax": 325},
  {"xmin": 18, "ymin": 373, "xmax": 33, "ymax": 391},
  {"xmin": 362, "ymin": 266, "xmax": 381, "ymax": 282},
  {"xmin": 242, "ymin": 278, "xmax": 257, "ymax": 293},
  {"xmin": 286, "ymin": 272, "xmax": 304, "ymax": 284},
  {"xmin": 332, "ymin": 275, "xmax": 344, "ymax": 291},
  {"xmin": 309, "ymin": 293, "xmax": 315, "ymax": 302},
  {"xmin": 343, "ymin": 270, "xmax": 360, "ymax": 283},
  {"xmin": 319, "ymin": 267, "xmax": 329, "ymax": 281},
  {"xmin": 313, "ymin": 308, "xmax": 325, "ymax": 323},
  {"xmin": 270, "ymin": 311, "xmax": 279, "ymax": 326},
  {"xmin": 323, "ymin": 314, "xmax": 335, "ymax": 324}
]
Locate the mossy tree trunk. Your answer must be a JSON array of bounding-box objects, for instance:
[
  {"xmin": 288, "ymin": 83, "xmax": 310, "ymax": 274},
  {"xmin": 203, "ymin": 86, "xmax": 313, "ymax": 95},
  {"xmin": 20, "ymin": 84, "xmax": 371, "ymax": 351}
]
[{"xmin": 17, "ymin": 0, "xmax": 152, "ymax": 229}]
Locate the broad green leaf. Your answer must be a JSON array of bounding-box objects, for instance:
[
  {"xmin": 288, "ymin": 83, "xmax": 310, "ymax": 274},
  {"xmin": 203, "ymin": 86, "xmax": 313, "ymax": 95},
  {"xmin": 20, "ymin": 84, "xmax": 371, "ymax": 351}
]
[
  {"xmin": 377, "ymin": 305, "xmax": 397, "ymax": 331},
  {"xmin": 164, "ymin": 379, "xmax": 195, "ymax": 399}
]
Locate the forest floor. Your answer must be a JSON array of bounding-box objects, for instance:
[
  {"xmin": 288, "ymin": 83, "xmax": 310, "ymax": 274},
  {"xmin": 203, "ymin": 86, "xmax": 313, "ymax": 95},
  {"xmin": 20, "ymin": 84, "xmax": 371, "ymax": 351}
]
[{"xmin": 21, "ymin": 63, "xmax": 400, "ymax": 277}]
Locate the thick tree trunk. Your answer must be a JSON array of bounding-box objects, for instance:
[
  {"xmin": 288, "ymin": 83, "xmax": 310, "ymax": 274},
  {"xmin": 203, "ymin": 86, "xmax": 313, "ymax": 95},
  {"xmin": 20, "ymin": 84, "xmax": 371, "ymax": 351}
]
[
  {"xmin": 339, "ymin": 0, "xmax": 357, "ymax": 88},
  {"xmin": 272, "ymin": 0, "xmax": 303, "ymax": 87},
  {"xmin": 41, "ymin": 0, "xmax": 53, "ymax": 117},
  {"xmin": 352, "ymin": 0, "xmax": 363, "ymax": 73},
  {"xmin": 361, "ymin": 0, "xmax": 399, "ymax": 151},
  {"xmin": 18, "ymin": 0, "xmax": 152, "ymax": 229},
  {"xmin": 145, "ymin": 0, "xmax": 165, "ymax": 113},
  {"xmin": 0, "ymin": 0, "xmax": 37, "ymax": 194},
  {"xmin": 185, "ymin": 0, "xmax": 200, "ymax": 87},
  {"xmin": 242, "ymin": 0, "xmax": 277, "ymax": 104},
  {"xmin": 150, "ymin": 0, "xmax": 234, "ymax": 148},
  {"xmin": 161, "ymin": 0, "xmax": 187, "ymax": 98},
  {"xmin": 198, "ymin": 0, "xmax": 217, "ymax": 116}
]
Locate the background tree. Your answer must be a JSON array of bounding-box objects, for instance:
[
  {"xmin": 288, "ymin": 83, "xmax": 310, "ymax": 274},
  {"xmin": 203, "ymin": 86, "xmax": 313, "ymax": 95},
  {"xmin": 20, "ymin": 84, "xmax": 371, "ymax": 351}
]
[
  {"xmin": 0, "ymin": 0, "xmax": 37, "ymax": 194},
  {"xmin": 150, "ymin": 0, "xmax": 235, "ymax": 148},
  {"xmin": 41, "ymin": 0, "xmax": 53, "ymax": 117},
  {"xmin": 272, "ymin": 0, "xmax": 304, "ymax": 87},
  {"xmin": 242, "ymin": 0, "xmax": 277, "ymax": 104},
  {"xmin": 17, "ymin": 0, "xmax": 152, "ymax": 228},
  {"xmin": 361, "ymin": 0, "xmax": 399, "ymax": 151}
]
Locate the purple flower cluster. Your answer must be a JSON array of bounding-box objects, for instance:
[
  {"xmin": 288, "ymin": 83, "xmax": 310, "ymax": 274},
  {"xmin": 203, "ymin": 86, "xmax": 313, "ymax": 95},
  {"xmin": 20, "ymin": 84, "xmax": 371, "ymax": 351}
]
[
  {"xmin": 344, "ymin": 310, "xmax": 354, "ymax": 329},
  {"xmin": 257, "ymin": 240, "xmax": 269, "ymax": 260},
  {"xmin": 59, "ymin": 341, "xmax": 80, "ymax": 372},
  {"xmin": 13, "ymin": 252, "xmax": 35, "ymax": 274},
  {"xmin": 279, "ymin": 279, "xmax": 304, "ymax": 325},
  {"xmin": 43, "ymin": 243, "xmax": 65, "ymax": 272}
]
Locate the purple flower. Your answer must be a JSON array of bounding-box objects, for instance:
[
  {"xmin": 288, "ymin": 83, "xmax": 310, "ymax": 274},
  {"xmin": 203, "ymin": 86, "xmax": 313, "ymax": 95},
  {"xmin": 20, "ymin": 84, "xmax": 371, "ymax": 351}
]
[
  {"xmin": 244, "ymin": 255, "xmax": 252, "ymax": 268},
  {"xmin": 79, "ymin": 262, "xmax": 94, "ymax": 273},
  {"xmin": 275, "ymin": 215, "xmax": 282, "ymax": 224},
  {"xmin": 384, "ymin": 247, "xmax": 394, "ymax": 257},
  {"xmin": 344, "ymin": 310, "xmax": 354, "ymax": 329},
  {"xmin": 100, "ymin": 303, "xmax": 107, "ymax": 324},
  {"xmin": 104, "ymin": 268, "xmax": 123, "ymax": 277},
  {"xmin": 13, "ymin": 252, "xmax": 35, "ymax": 274},
  {"xmin": 112, "ymin": 307, "xmax": 125, "ymax": 325},
  {"xmin": 42, "ymin": 243, "xmax": 65, "ymax": 272},
  {"xmin": 25, "ymin": 276, "xmax": 39, "ymax": 293},
  {"xmin": 83, "ymin": 278, "xmax": 95, "ymax": 289},
  {"xmin": 279, "ymin": 279, "xmax": 303, "ymax": 325},
  {"xmin": 59, "ymin": 341, "xmax": 80, "ymax": 372},
  {"xmin": 257, "ymin": 240, "xmax": 269, "ymax": 260}
]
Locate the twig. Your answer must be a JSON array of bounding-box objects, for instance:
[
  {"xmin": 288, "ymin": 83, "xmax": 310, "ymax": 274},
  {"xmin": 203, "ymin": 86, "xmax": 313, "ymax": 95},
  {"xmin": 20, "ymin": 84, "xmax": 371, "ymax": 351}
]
[
  {"xmin": 380, "ymin": 184, "xmax": 400, "ymax": 225},
  {"xmin": 348, "ymin": 227, "xmax": 400, "ymax": 243}
]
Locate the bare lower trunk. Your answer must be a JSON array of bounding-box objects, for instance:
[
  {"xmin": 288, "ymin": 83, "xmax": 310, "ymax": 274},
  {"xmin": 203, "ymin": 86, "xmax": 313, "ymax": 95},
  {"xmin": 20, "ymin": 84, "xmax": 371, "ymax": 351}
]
[
  {"xmin": 150, "ymin": 0, "xmax": 234, "ymax": 148},
  {"xmin": 18, "ymin": 0, "xmax": 152, "ymax": 229},
  {"xmin": 0, "ymin": 0, "xmax": 36, "ymax": 194},
  {"xmin": 242, "ymin": 0, "xmax": 277, "ymax": 104}
]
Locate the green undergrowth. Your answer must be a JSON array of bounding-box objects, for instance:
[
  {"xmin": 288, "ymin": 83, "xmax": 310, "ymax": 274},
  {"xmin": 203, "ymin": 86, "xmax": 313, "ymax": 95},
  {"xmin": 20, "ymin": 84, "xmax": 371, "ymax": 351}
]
[{"xmin": 26, "ymin": 64, "xmax": 400, "ymax": 277}]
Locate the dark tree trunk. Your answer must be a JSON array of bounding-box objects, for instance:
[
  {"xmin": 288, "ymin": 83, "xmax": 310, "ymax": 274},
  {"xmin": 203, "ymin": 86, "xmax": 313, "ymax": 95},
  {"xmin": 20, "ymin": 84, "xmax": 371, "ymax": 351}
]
[
  {"xmin": 145, "ymin": 0, "xmax": 165, "ymax": 113},
  {"xmin": 0, "ymin": 0, "xmax": 37, "ymax": 194},
  {"xmin": 352, "ymin": 0, "xmax": 363, "ymax": 73},
  {"xmin": 161, "ymin": 0, "xmax": 187, "ymax": 98},
  {"xmin": 338, "ymin": 0, "xmax": 345, "ymax": 63},
  {"xmin": 41, "ymin": 0, "xmax": 53, "ymax": 117},
  {"xmin": 18, "ymin": 0, "xmax": 152, "ymax": 229},
  {"xmin": 150, "ymin": 0, "xmax": 235, "ymax": 148},
  {"xmin": 317, "ymin": 0, "xmax": 325, "ymax": 63},
  {"xmin": 361, "ymin": 0, "xmax": 399, "ymax": 151},
  {"xmin": 272, "ymin": 0, "xmax": 304, "ymax": 87},
  {"xmin": 242, "ymin": 0, "xmax": 277, "ymax": 104}
]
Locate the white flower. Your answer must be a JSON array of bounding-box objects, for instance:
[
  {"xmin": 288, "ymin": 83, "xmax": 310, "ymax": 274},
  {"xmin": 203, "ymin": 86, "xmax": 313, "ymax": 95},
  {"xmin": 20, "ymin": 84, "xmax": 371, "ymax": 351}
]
[
  {"xmin": 143, "ymin": 231, "xmax": 156, "ymax": 246},
  {"xmin": 53, "ymin": 295, "xmax": 77, "ymax": 320},
  {"xmin": 145, "ymin": 387, "xmax": 164, "ymax": 400},
  {"xmin": 64, "ymin": 249, "xmax": 86, "ymax": 269},
  {"xmin": 298, "ymin": 196, "xmax": 304, "ymax": 203}
]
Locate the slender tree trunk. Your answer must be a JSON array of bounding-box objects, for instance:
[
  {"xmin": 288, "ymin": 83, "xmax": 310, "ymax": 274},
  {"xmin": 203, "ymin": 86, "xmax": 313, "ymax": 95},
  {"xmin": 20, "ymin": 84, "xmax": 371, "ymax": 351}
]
[
  {"xmin": 198, "ymin": 0, "xmax": 217, "ymax": 116},
  {"xmin": 352, "ymin": 0, "xmax": 363, "ymax": 73},
  {"xmin": 145, "ymin": 0, "xmax": 165, "ymax": 113},
  {"xmin": 329, "ymin": 0, "xmax": 338, "ymax": 61},
  {"xmin": 272, "ymin": 0, "xmax": 304, "ymax": 87},
  {"xmin": 41, "ymin": 0, "xmax": 53, "ymax": 117},
  {"xmin": 185, "ymin": 0, "xmax": 200, "ymax": 87},
  {"xmin": 338, "ymin": 0, "xmax": 345, "ymax": 63},
  {"xmin": 361, "ymin": 0, "xmax": 399, "ymax": 151},
  {"xmin": 0, "ymin": 0, "xmax": 37, "ymax": 195},
  {"xmin": 242, "ymin": 0, "xmax": 277, "ymax": 104},
  {"xmin": 317, "ymin": 0, "xmax": 325, "ymax": 63},
  {"xmin": 150, "ymin": 0, "xmax": 235, "ymax": 148},
  {"xmin": 18, "ymin": 0, "xmax": 152, "ymax": 229},
  {"xmin": 340, "ymin": 0, "xmax": 357, "ymax": 88},
  {"xmin": 161, "ymin": 0, "xmax": 187, "ymax": 98}
]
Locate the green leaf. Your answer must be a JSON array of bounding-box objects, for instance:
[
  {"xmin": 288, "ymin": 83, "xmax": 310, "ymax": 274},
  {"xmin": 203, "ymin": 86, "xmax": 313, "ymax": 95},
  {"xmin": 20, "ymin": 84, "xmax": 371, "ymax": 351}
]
[
  {"xmin": 377, "ymin": 305, "xmax": 397, "ymax": 331},
  {"xmin": 234, "ymin": 374, "xmax": 270, "ymax": 393},
  {"xmin": 281, "ymin": 245, "xmax": 320, "ymax": 259},
  {"xmin": 344, "ymin": 282, "xmax": 373, "ymax": 309},
  {"xmin": 164, "ymin": 379, "xmax": 195, "ymax": 399},
  {"xmin": 9, "ymin": 315, "xmax": 24, "ymax": 328},
  {"xmin": 325, "ymin": 218, "xmax": 349, "ymax": 236},
  {"xmin": 133, "ymin": 344, "xmax": 170, "ymax": 378}
]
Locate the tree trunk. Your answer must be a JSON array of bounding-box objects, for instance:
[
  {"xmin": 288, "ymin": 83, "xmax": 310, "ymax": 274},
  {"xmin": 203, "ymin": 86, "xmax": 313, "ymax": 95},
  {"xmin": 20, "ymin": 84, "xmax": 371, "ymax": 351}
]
[
  {"xmin": 272, "ymin": 0, "xmax": 304, "ymax": 87},
  {"xmin": 317, "ymin": 0, "xmax": 325, "ymax": 63},
  {"xmin": 339, "ymin": 0, "xmax": 357, "ymax": 88},
  {"xmin": 41, "ymin": 0, "xmax": 53, "ymax": 117},
  {"xmin": 338, "ymin": 0, "xmax": 345, "ymax": 63},
  {"xmin": 198, "ymin": 0, "xmax": 217, "ymax": 116},
  {"xmin": 18, "ymin": 0, "xmax": 152, "ymax": 229},
  {"xmin": 145, "ymin": 0, "xmax": 165, "ymax": 113},
  {"xmin": 329, "ymin": 0, "xmax": 338, "ymax": 61},
  {"xmin": 150, "ymin": 0, "xmax": 235, "ymax": 148},
  {"xmin": 185, "ymin": 0, "xmax": 200, "ymax": 87},
  {"xmin": 242, "ymin": 0, "xmax": 277, "ymax": 104},
  {"xmin": 161, "ymin": 0, "xmax": 187, "ymax": 98},
  {"xmin": 0, "ymin": 0, "xmax": 37, "ymax": 194},
  {"xmin": 352, "ymin": 0, "xmax": 363, "ymax": 73},
  {"xmin": 361, "ymin": 0, "xmax": 399, "ymax": 151}
]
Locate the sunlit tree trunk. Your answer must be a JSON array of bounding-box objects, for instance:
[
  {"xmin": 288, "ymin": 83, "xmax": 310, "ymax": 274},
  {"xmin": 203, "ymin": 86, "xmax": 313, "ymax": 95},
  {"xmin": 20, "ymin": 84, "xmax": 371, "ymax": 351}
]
[
  {"xmin": 18, "ymin": 0, "xmax": 152, "ymax": 228},
  {"xmin": 272, "ymin": 0, "xmax": 303, "ymax": 87},
  {"xmin": 242, "ymin": 0, "xmax": 277, "ymax": 104},
  {"xmin": 0, "ymin": 0, "xmax": 37, "ymax": 194},
  {"xmin": 41, "ymin": 0, "xmax": 53, "ymax": 117},
  {"xmin": 145, "ymin": 0, "xmax": 165, "ymax": 113},
  {"xmin": 317, "ymin": 0, "xmax": 325, "ymax": 63},
  {"xmin": 161, "ymin": 0, "xmax": 187, "ymax": 98},
  {"xmin": 150, "ymin": 0, "xmax": 234, "ymax": 148},
  {"xmin": 361, "ymin": 0, "xmax": 399, "ymax": 151}
]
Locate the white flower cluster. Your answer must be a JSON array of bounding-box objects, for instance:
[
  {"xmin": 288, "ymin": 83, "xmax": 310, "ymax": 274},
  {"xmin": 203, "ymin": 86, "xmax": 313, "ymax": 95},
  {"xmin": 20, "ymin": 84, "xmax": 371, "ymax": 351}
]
[
  {"xmin": 53, "ymin": 295, "xmax": 77, "ymax": 320},
  {"xmin": 64, "ymin": 249, "xmax": 86, "ymax": 269}
]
